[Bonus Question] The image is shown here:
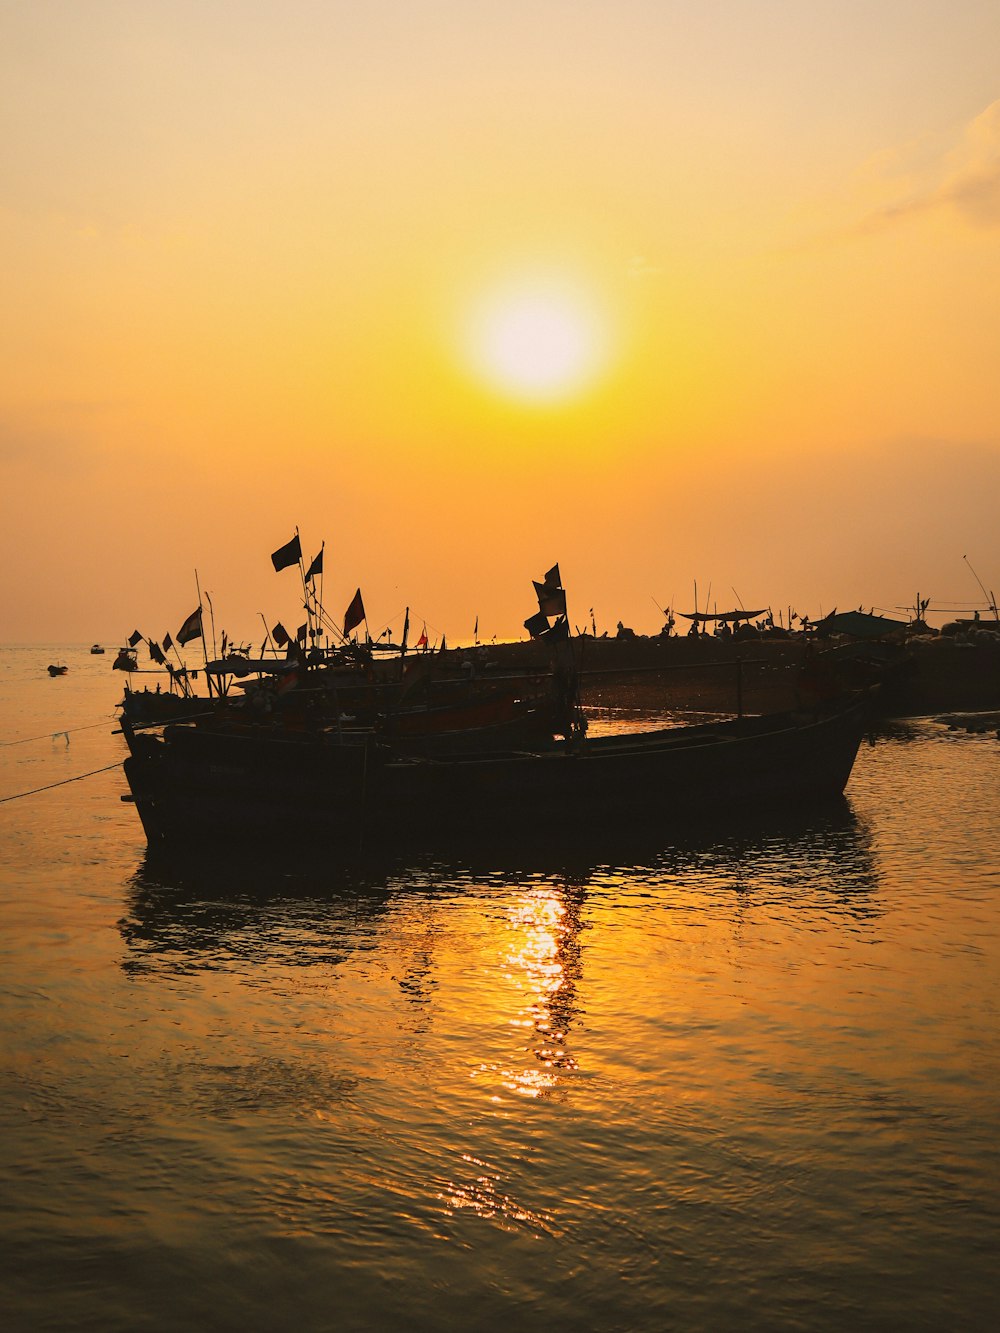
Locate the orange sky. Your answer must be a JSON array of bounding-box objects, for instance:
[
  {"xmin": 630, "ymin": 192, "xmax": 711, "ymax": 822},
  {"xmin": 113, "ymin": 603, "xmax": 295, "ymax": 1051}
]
[{"xmin": 2, "ymin": 1, "xmax": 999, "ymax": 644}]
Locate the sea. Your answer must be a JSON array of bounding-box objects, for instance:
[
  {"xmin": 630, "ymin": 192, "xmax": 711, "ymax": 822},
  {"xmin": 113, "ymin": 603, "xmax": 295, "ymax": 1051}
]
[{"xmin": 1, "ymin": 643, "xmax": 998, "ymax": 1332}]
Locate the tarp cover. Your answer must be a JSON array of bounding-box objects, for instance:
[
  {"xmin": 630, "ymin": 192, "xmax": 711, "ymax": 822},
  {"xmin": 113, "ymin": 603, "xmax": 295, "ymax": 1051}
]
[
  {"xmin": 677, "ymin": 609, "xmax": 767, "ymax": 622},
  {"xmin": 812, "ymin": 611, "xmax": 907, "ymax": 640}
]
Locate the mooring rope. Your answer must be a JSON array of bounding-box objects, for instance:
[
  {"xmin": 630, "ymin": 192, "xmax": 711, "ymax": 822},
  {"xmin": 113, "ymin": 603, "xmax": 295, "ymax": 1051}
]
[
  {"xmin": 0, "ymin": 717, "xmax": 116, "ymax": 747},
  {"xmin": 0, "ymin": 762, "xmax": 123, "ymax": 804}
]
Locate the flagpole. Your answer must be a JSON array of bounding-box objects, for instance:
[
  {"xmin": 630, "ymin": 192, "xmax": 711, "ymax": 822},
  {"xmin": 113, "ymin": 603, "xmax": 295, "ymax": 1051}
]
[
  {"xmin": 560, "ymin": 570, "xmax": 584, "ymax": 740},
  {"xmin": 194, "ymin": 569, "xmax": 214, "ymax": 699},
  {"xmin": 259, "ymin": 613, "xmax": 276, "ymax": 659},
  {"xmin": 318, "ymin": 542, "xmax": 326, "ymax": 650},
  {"xmin": 293, "ymin": 526, "xmax": 312, "ymax": 662},
  {"xmin": 205, "ymin": 589, "xmax": 218, "ymax": 660},
  {"xmin": 311, "ymin": 597, "xmax": 349, "ymax": 647}
]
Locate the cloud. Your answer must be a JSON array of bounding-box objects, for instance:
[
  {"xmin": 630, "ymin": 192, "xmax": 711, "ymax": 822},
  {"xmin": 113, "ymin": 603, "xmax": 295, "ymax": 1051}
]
[
  {"xmin": 943, "ymin": 99, "xmax": 1000, "ymax": 226},
  {"xmin": 860, "ymin": 99, "xmax": 1000, "ymax": 233}
]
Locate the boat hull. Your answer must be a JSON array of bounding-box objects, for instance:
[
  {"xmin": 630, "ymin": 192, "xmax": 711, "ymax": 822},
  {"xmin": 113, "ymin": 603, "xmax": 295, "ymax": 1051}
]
[{"xmin": 121, "ymin": 693, "xmax": 873, "ymax": 851}]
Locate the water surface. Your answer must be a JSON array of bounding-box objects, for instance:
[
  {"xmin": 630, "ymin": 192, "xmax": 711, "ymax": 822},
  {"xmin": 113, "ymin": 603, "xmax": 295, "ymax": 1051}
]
[{"xmin": 2, "ymin": 645, "xmax": 998, "ymax": 1330}]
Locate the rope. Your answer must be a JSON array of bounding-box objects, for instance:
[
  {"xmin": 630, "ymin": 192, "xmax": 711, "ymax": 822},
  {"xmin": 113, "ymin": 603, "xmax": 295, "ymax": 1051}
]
[
  {"xmin": 0, "ymin": 762, "xmax": 122, "ymax": 804},
  {"xmin": 0, "ymin": 717, "xmax": 116, "ymax": 747}
]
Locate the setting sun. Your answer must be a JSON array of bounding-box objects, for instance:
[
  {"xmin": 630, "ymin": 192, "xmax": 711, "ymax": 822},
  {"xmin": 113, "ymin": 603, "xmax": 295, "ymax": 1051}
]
[{"xmin": 465, "ymin": 281, "xmax": 609, "ymax": 404}]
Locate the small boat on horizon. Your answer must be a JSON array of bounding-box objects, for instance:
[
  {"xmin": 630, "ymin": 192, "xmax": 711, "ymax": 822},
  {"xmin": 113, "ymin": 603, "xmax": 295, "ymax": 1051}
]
[
  {"xmin": 90, "ymin": 644, "xmax": 105, "ymax": 655},
  {"xmin": 47, "ymin": 663, "xmax": 68, "ymax": 677},
  {"xmin": 113, "ymin": 647, "xmax": 138, "ymax": 671}
]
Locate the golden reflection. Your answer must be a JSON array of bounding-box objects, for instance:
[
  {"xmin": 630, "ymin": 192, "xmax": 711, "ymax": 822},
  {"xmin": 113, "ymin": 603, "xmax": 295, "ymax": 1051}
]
[
  {"xmin": 479, "ymin": 882, "xmax": 586, "ymax": 1099},
  {"xmin": 438, "ymin": 1153, "xmax": 561, "ymax": 1236}
]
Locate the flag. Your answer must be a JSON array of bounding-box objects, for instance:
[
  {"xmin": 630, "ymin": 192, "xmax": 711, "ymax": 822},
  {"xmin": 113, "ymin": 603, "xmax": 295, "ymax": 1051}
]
[
  {"xmin": 533, "ymin": 580, "xmax": 567, "ymax": 617},
  {"xmin": 305, "ymin": 547, "xmax": 323, "ymax": 582},
  {"xmin": 148, "ymin": 640, "xmax": 165, "ymax": 665},
  {"xmin": 296, "ymin": 623, "xmax": 307, "ymax": 643},
  {"xmin": 474, "ymin": 615, "xmax": 479, "ymax": 640},
  {"xmin": 276, "ymin": 669, "xmax": 299, "ymax": 695},
  {"xmin": 128, "ymin": 629, "xmax": 143, "ymax": 647},
  {"xmin": 343, "ymin": 588, "xmax": 366, "ymax": 635},
  {"xmin": 524, "ymin": 610, "xmax": 551, "ymax": 639},
  {"xmin": 270, "ymin": 533, "xmax": 301, "ymax": 572},
  {"xmin": 271, "ymin": 622, "xmax": 290, "ymax": 646},
  {"xmin": 416, "ymin": 625, "xmax": 427, "ymax": 648},
  {"xmin": 543, "ymin": 563, "xmax": 561, "ymax": 590},
  {"xmin": 177, "ymin": 607, "xmax": 203, "ymax": 646},
  {"xmin": 163, "ymin": 632, "xmax": 173, "ymax": 653}
]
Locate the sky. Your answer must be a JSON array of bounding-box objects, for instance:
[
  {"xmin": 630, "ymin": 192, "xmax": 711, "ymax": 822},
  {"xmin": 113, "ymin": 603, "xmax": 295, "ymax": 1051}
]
[{"xmin": 2, "ymin": 0, "xmax": 999, "ymax": 645}]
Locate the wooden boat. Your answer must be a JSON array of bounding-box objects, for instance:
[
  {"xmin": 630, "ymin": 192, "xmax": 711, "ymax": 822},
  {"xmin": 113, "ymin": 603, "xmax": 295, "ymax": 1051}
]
[
  {"xmin": 120, "ymin": 686, "xmax": 215, "ymax": 727},
  {"xmin": 120, "ymin": 689, "xmax": 874, "ymax": 851},
  {"xmin": 374, "ymin": 690, "xmax": 570, "ymax": 754},
  {"xmin": 112, "ymin": 647, "xmax": 138, "ymax": 671},
  {"xmin": 90, "ymin": 644, "xmax": 106, "ymax": 655},
  {"xmin": 47, "ymin": 663, "xmax": 68, "ymax": 677}
]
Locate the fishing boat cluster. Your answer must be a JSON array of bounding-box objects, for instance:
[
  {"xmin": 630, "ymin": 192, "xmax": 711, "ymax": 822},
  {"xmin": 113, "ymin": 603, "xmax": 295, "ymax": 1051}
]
[{"xmin": 103, "ymin": 543, "xmax": 905, "ymax": 853}]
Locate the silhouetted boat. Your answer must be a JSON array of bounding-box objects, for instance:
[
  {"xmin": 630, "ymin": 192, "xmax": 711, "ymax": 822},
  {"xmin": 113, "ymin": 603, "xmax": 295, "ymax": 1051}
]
[
  {"xmin": 113, "ymin": 647, "xmax": 138, "ymax": 671},
  {"xmin": 47, "ymin": 663, "xmax": 68, "ymax": 677},
  {"xmin": 120, "ymin": 690, "xmax": 874, "ymax": 851},
  {"xmin": 90, "ymin": 644, "xmax": 106, "ymax": 655},
  {"xmin": 120, "ymin": 686, "xmax": 215, "ymax": 727}
]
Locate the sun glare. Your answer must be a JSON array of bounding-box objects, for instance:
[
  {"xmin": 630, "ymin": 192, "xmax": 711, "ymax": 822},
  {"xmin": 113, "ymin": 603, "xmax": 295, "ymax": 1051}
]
[{"xmin": 466, "ymin": 280, "xmax": 608, "ymax": 404}]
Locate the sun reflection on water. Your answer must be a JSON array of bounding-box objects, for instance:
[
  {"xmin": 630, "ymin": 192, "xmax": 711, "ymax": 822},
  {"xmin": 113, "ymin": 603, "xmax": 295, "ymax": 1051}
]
[
  {"xmin": 438, "ymin": 1153, "xmax": 561, "ymax": 1236},
  {"xmin": 476, "ymin": 885, "xmax": 587, "ymax": 1100}
]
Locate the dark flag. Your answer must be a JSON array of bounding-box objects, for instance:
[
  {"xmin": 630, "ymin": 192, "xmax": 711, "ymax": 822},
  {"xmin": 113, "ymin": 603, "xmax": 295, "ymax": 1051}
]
[
  {"xmin": 533, "ymin": 580, "xmax": 567, "ymax": 617},
  {"xmin": 163, "ymin": 633, "xmax": 173, "ymax": 653},
  {"xmin": 128, "ymin": 629, "xmax": 143, "ymax": 647},
  {"xmin": 305, "ymin": 548, "xmax": 323, "ymax": 582},
  {"xmin": 270, "ymin": 533, "xmax": 302, "ymax": 572},
  {"xmin": 177, "ymin": 607, "xmax": 203, "ymax": 646},
  {"xmin": 542, "ymin": 563, "xmax": 561, "ymax": 590},
  {"xmin": 271, "ymin": 622, "xmax": 290, "ymax": 647},
  {"xmin": 524, "ymin": 610, "xmax": 551, "ymax": 639},
  {"xmin": 343, "ymin": 588, "xmax": 366, "ymax": 635},
  {"xmin": 296, "ymin": 623, "xmax": 307, "ymax": 643},
  {"xmin": 148, "ymin": 640, "xmax": 165, "ymax": 665}
]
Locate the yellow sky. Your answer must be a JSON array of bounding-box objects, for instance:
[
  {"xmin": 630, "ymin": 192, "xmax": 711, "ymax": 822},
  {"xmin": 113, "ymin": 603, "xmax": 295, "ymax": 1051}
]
[{"xmin": 2, "ymin": 1, "xmax": 999, "ymax": 643}]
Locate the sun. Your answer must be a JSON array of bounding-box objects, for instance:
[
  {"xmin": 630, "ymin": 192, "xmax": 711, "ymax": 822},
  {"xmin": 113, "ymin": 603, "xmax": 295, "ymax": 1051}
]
[{"xmin": 465, "ymin": 280, "xmax": 608, "ymax": 404}]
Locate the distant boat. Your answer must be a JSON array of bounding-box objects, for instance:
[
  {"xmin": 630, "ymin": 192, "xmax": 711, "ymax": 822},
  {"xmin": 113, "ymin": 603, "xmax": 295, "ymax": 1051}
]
[
  {"xmin": 47, "ymin": 664, "xmax": 68, "ymax": 677},
  {"xmin": 90, "ymin": 644, "xmax": 105, "ymax": 655}
]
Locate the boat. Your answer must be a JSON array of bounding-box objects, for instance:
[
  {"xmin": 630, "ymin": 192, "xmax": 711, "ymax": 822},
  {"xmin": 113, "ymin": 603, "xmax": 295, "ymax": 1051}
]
[
  {"xmin": 120, "ymin": 685, "xmax": 215, "ymax": 727},
  {"xmin": 374, "ymin": 683, "xmax": 573, "ymax": 754},
  {"xmin": 47, "ymin": 663, "xmax": 68, "ymax": 677},
  {"xmin": 90, "ymin": 644, "xmax": 106, "ymax": 655},
  {"xmin": 119, "ymin": 689, "xmax": 874, "ymax": 851}
]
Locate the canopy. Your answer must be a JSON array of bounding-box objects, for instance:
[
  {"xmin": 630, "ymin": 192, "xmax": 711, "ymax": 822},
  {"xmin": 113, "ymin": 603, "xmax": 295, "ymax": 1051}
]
[
  {"xmin": 677, "ymin": 609, "xmax": 767, "ymax": 622},
  {"xmin": 810, "ymin": 610, "xmax": 907, "ymax": 640}
]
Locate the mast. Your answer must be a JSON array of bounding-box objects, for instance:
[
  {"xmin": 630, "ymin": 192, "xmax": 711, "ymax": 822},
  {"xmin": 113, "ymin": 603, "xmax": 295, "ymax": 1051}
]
[{"xmin": 192, "ymin": 570, "xmax": 213, "ymax": 699}]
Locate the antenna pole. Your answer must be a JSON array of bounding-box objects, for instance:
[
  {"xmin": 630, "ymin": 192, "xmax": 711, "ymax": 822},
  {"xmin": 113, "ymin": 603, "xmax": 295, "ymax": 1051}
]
[{"xmin": 194, "ymin": 569, "xmax": 214, "ymax": 699}]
